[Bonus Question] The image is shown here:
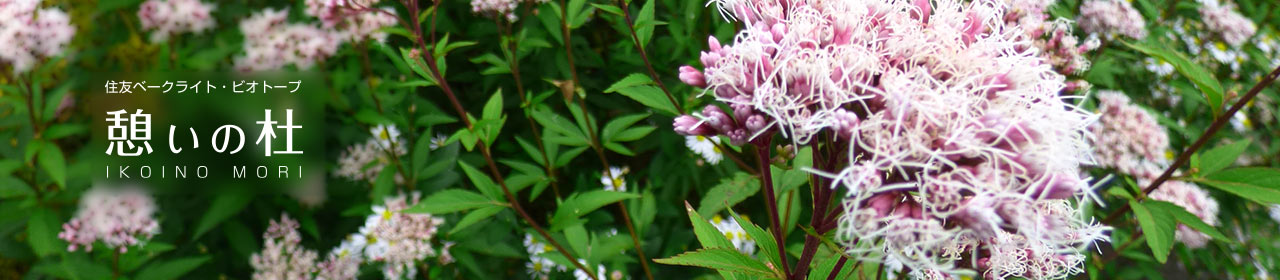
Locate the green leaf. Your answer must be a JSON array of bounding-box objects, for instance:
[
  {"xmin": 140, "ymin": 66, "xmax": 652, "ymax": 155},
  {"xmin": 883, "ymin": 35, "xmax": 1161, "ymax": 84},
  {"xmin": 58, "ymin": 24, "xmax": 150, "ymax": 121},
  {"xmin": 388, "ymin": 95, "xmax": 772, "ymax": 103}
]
[
  {"xmin": 458, "ymin": 161, "xmax": 503, "ymax": 200},
  {"xmin": 601, "ymin": 113, "xmax": 650, "ymax": 143},
  {"xmin": 134, "ymin": 256, "xmax": 211, "ymax": 280},
  {"xmin": 612, "ymin": 126, "xmax": 655, "ymax": 142},
  {"xmin": 604, "ymin": 73, "xmax": 654, "ymax": 93},
  {"xmin": 1191, "ymin": 177, "xmax": 1280, "ymax": 204},
  {"xmin": 550, "ymin": 190, "xmax": 640, "ymax": 231},
  {"xmin": 449, "ymin": 206, "xmax": 505, "ymax": 235},
  {"xmin": 37, "ymin": 142, "xmax": 65, "ymax": 189},
  {"xmin": 564, "ymin": 224, "xmax": 590, "ymax": 258},
  {"xmin": 654, "ymin": 248, "xmax": 778, "ymax": 277},
  {"xmin": 531, "ymin": 109, "xmax": 590, "ymax": 147},
  {"xmin": 371, "ymin": 167, "xmax": 396, "ymax": 203},
  {"xmin": 605, "ymin": 74, "xmax": 679, "ymax": 115},
  {"xmin": 603, "ymin": 142, "xmax": 636, "ymax": 156},
  {"xmin": 1122, "ymin": 41, "xmax": 1225, "ymax": 114},
  {"xmin": 27, "ymin": 208, "xmax": 60, "ymax": 257},
  {"xmin": 728, "ymin": 208, "xmax": 780, "ymax": 269},
  {"xmin": 1144, "ymin": 201, "xmax": 1231, "ymax": 243},
  {"xmin": 483, "ymin": 90, "xmax": 505, "ymax": 121},
  {"xmin": 1131, "ymin": 200, "xmax": 1175, "ymax": 263},
  {"xmin": 684, "ymin": 201, "xmax": 733, "ymax": 249},
  {"xmin": 194, "ymin": 191, "xmax": 252, "ymax": 239},
  {"xmin": 697, "ymin": 172, "xmax": 761, "ymax": 218},
  {"xmin": 1197, "ymin": 140, "xmax": 1251, "ymax": 176},
  {"xmin": 404, "ymin": 189, "xmax": 498, "ymax": 214},
  {"xmin": 1205, "ymin": 167, "xmax": 1280, "ymax": 187}
]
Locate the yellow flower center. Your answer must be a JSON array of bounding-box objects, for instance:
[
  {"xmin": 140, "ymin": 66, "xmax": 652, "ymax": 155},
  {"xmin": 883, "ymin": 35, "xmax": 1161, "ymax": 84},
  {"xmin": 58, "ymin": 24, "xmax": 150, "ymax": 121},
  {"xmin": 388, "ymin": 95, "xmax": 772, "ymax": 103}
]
[{"xmin": 380, "ymin": 129, "xmax": 390, "ymax": 140}]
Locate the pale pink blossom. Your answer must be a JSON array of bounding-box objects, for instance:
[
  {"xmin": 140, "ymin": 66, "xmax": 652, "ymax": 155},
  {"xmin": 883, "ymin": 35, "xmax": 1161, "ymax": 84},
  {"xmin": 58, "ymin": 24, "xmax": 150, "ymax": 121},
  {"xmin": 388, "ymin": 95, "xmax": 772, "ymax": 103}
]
[
  {"xmin": 1146, "ymin": 179, "xmax": 1220, "ymax": 248},
  {"xmin": 1077, "ymin": 0, "xmax": 1147, "ymax": 40},
  {"xmin": 681, "ymin": 0, "xmax": 1106, "ymax": 277},
  {"xmin": 0, "ymin": 0, "xmax": 75, "ymax": 73},
  {"xmin": 251, "ymin": 214, "xmax": 319, "ymax": 279},
  {"xmin": 58, "ymin": 185, "xmax": 160, "ymax": 253},
  {"xmin": 1199, "ymin": 1, "xmax": 1256, "ymax": 47},
  {"xmin": 303, "ymin": 0, "xmax": 398, "ymax": 42},
  {"xmin": 137, "ymin": 0, "xmax": 217, "ymax": 42},
  {"xmin": 1090, "ymin": 90, "xmax": 1169, "ymax": 179},
  {"xmin": 235, "ymin": 8, "xmax": 343, "ymax": 71}
]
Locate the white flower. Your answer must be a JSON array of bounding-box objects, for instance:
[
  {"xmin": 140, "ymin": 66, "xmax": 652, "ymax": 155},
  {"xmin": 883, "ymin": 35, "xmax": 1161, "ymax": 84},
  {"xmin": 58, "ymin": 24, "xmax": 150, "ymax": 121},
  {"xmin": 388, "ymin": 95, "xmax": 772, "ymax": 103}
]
[
  {"xmin": 429, "ymin": 133, "xmax": 448, "ymax": 150},
  {"xmin": 371, "ymin": 124, "xmax": 402, "ymax": 150},
  {"xmin": 686, "ymin": 135, "xmax": 724, "ymax": 164},
  {"xmin": 710, "ymin": 214, "xmax": 756, "ymax": 255},
  {"xmin": 572, "ymin": 260, "xmax": 607, "ymax": 280},
  {"xmin": 137, "ymin": 0, "xmax": 217, "ymax": 42},
  {"xmin": 601, "ymin": 166, "xmax": 629, "ymax": 192}
]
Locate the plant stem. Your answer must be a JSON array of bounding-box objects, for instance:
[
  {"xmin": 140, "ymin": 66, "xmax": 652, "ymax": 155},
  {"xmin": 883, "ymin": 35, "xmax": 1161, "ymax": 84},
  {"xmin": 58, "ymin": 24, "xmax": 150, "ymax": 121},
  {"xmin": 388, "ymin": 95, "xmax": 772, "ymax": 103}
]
[
  {"xmin": 397, "ymin": 2, "xmax": 598, "ymax": 278},
  {"xmin": 756, "ymin": 136, "xmax": 792, "ymax": 277},
  {"xmin": 826, "ymin": 256, "xmax": 848, "ymax": 280},
  {"xmin": 617, "ymin": 202, "xmax": 655, "ymax": 280},
  {"xmin": 615, "ymin": 0, "xmax": 683, "ymax": 115},
  {"xmin": 1102, "ymin": 64, "xmax": 1280, "ymax": 225},
  {"xmin": 494, "ymin": 17, "xmax": 563, "ymax": 198}
]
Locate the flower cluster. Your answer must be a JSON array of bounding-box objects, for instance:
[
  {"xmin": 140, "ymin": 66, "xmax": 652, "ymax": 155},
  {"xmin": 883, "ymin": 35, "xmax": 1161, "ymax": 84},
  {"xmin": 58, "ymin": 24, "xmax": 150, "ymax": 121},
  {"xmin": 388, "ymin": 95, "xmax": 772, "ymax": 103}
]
[
  {"xmin": 257, "ymin": 194, "xmax": 450, "ymax": 280},
  {"xmin": 235, "ymin": 8, "xmax": 343, "ymax": 71},
  {"xmin": 335, "ymin": 124, "xmax": 408, "ymax": 184},
  {"xmin": 470, "ymin": 0, "xmax": 548, "ymax": 21},
  {"xmin": 303, "ymin": 0, "xmax": 398, "ymax": 42},
  {"xmin": 136, "ymin": 0, "xmax": 217, "ymax": 42},
  {"xmin": 251, "ymin": 214, "xmax": 319, "ymax": 279},
  {"xmin": 357, "ymin": 193, "xmax": 449, "ymax": 279},
  {"xmin": 710, "ymin": 214, "xmax": 755, "ymax": 255},
  {"xmin": 997, "ymin": 0, "xmax": 1100, "ymax": 92},
  {"xmin": 1090, "ymin": 91, "xmax": 1222, "ymax": 248},
  {"xmin": 678, "ymin": 0, "xmax": 1109, "ymax": 278},
  {"xmin": 1145, "ymin": 179, "xmax": 1220, "ymax": 248},
  {"xmin": 1198, "ymin": 0, "xmax": 1256, "ymax": 47},
  {"xmin": 524, "ymin": 234, "xmax": 567, "ymax": 279},
  {"xmin": 0, "ymin": 0, "xmax": 75, "ymax": 73},
  {"xmin": 1077, "ymin": 0, "xmax": 1147, "ymax": 40},
  {"xmin": 1089, "ymin": 91, "xmax": 1168, "ymax": 179},
  {"xmin": 58, "ymin": 185, "xmax": 160, "ymax": 253}
]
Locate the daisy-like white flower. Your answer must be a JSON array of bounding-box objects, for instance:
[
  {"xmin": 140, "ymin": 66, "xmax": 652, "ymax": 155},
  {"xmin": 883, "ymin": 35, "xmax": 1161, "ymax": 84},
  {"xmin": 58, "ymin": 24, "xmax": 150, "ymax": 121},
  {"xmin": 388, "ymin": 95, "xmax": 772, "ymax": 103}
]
[
  {"xmin": 370, "ymin": 124, "xmax": 402, "ymax": 150},
  {"xmin": 601, "ymin": 166, "xmax": 630, "ymax": 192},
  {"xmin": 572, "ymin": 259, "xmax": 608, "ymax": 280},
  {"xmin": 686, "ymin": 135, "xmax": 724, "ymax": 164},
  {"xmin": 429, "ymin": 133, "xmax": 448, "ymax": 150},
  {"xmin": 710, "ymin": 214, "xmax": 755, "ymax": 255},
  {"xmin": 524, "ymin": 234, "xmax": 565, "ymax": 279}
]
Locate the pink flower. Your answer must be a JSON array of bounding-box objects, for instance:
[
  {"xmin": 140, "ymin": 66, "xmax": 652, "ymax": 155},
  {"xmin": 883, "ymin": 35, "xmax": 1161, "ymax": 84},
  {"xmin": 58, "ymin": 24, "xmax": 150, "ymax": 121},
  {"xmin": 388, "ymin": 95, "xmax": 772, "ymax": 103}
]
[
  {"xmin": 235, "ymin": 9, "xmax": 343, "ymax": 71},
  {"xmin": 1077, "ymin": 0, "xmax": 1147, "ymax": 40},
  {"xmin": 137, "ymin": 0, "xmax": 217, "ymax": 42},
  {"xmin": 1089, "ymin": 90, "xmax": 1169, "ymax": 179},
  {"xmin": 0, "ymin": 0, "xmax": 75, "ymax": 73},
  {"xmin": 1146, "ymin": 179, "xmax": 1220, "ymax": 248},
  {"xmin": 58, "ymin": 185, "xmax": 160, "ymax": 253},
  {"xmin": 251, "ymin": 214, "xmax": 319, "ymax": 279},
  {"xmin": 1199, "ymin": 1, "xmax": 1256, "ymax": 47}
]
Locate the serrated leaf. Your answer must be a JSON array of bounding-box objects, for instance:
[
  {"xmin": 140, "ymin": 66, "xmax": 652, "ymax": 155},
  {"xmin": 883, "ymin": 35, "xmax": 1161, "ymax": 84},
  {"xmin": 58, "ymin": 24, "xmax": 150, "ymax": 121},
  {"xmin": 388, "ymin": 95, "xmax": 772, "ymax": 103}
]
[
  {"xmin": 1197, "ymin": 140, "xmax": 1251, "ymax": 176},
  {"xmin": 654, "ymin": 248, "xmax": 777, "ymax": 277},
  {"xmin": 405, "ymin": 189, "xmax": 499, "ymax": 214},
  {"xmin": 697, "ymin": 172, "xmax": 761, "ymax": 218},
  {"xmin": 685, "ymin": 201, "xmax": 734, "ymax": 249},
  {"xmin": 1131, "ymin": 200, "xmax": 1175, "ymax": 263},
  {"xmin": 550, "ymin": 191, "xmax": 639, "ymax": 231},
  {"xmin": 1190, "ymin": 177, "xmax": 1280, "ymax": 204},
  {"xmin": 728, "ymin": 208, "xmax": 779, "ymax": 269},
  {"xmin": 483, "ymin": 90, "xmax": 505, "ymax": 121},
  {"xmin": 1144, "ymin": 200, "xmax": 1231, "ymax": 243}
]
